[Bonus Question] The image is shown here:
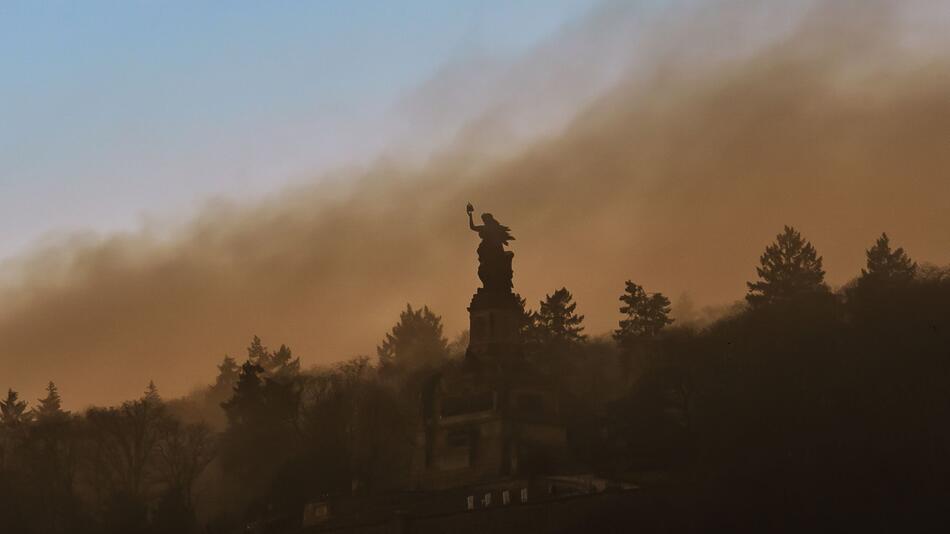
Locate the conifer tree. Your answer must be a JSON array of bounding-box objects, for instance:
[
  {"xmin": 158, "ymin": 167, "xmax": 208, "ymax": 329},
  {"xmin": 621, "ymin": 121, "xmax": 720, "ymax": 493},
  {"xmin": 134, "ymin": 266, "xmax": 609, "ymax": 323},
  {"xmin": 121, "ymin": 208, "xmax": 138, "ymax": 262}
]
[
  {"xmin": 516, "ymin": 294, "xmax": 534, "ymax": 335},
  {"xmin": 221, "ymin": 361, "xmax": 266, "ymax": 427},
  {"xmin": 219, "ymin": 360, "xmax": 281, "ymax": 490},
  {"xmin": 34, "ymin": 381, "xmax": 66, "ymax": 421},
  {"xmin": 614, "ymin": 280, "xmax": 673, "ymax": 349},
  {"xmin": 747, "ymin": 226, "xmax": 828, "ymax": 306},
  {"xmin": 268, "ymin": 344, "xmax": 301, "ymax": 379},
  {"xmin": 860, "ymin": 232, "xmax": 917, "ymax": 286},
  {"xmin": 532, "ymin": 287, "xmax": 587, "ymax": 345},
  {"xmin": 377, "ymin": 304, "xmax": 449, "ymax": 371},
  {"xmin": 144, "ymin": 380, "xmax": 162, "ymax": 405},
  {"xmin": 247, "ymin": 335, "xmax": 269, "ymax": 367},
  {"xmin": 0, "ymin": 389, "xmax": 29, "ymax": 425},
  {"xmin": 246, "ymin": 336, "xmax": 300, "ymax": 378},
  {"xmin": 214, "ymin": 355, "xmax": 240, "ymax": 389}
]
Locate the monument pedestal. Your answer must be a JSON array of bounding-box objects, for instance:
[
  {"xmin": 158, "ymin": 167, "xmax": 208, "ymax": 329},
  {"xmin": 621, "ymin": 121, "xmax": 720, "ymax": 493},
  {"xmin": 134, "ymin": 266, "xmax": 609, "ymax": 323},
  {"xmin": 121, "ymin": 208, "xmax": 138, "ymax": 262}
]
[{"xmin": 467, "ymin": 288, "xmax": 523, "ymax": 362}]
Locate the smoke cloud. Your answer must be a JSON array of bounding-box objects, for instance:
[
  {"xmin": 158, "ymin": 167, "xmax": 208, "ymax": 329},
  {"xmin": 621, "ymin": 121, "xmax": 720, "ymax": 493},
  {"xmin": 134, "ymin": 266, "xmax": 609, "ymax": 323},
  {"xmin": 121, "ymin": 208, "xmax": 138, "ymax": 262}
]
[{"xmin": 3, "ymin": 0, "xmax": 949, "ymax": 408}]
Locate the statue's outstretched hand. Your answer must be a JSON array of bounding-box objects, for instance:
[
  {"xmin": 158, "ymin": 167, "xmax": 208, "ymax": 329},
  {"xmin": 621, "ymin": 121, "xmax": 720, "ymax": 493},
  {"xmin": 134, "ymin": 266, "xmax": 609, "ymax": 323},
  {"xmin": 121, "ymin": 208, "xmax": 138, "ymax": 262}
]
[{"xmin": 466, "ymin": 202, "xmax": 474, "ymax": 214}]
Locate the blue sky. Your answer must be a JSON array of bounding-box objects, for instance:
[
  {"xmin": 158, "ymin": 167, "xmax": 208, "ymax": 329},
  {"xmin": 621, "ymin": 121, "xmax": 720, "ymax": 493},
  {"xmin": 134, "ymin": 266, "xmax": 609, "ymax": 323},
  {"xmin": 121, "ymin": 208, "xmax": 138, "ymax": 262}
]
[{"xmin": 0, "ymin": 1, "xmax": 598, "ymax": 259}]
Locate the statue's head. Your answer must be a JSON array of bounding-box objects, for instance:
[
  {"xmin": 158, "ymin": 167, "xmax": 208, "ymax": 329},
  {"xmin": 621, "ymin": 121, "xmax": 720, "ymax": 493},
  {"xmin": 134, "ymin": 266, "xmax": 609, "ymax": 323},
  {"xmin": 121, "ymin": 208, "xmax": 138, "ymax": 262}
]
[{"xmin": 481, "ymin": 213, "xmax": 495, "ymax": 224}]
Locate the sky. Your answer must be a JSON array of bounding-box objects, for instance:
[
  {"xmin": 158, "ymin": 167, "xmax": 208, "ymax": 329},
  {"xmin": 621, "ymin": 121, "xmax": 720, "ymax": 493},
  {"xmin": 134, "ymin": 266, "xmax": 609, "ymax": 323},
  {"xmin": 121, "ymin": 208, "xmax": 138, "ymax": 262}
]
[
  {"xmin": 0, "ymin": 0, "xmax": 598, "ymax": 260},
  {"xmin": 3, "ymin": 0, "xmax": 950, "ymax": 409}
]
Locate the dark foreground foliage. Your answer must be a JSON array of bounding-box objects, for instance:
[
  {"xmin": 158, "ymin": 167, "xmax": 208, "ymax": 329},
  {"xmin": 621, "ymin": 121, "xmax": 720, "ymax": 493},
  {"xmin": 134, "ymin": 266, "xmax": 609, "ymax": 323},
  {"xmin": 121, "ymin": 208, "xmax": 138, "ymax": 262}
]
[{"xmin": 603, "ymin": 274, "xmax": 950, "ymax": 531}]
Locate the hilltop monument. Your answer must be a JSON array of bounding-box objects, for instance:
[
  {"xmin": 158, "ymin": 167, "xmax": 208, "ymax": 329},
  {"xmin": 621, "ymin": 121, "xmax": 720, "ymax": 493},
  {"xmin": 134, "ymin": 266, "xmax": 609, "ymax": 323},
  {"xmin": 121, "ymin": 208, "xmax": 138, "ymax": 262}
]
[
  {"xmin": 466, "ymin": 203, "xmax": 524, "ymax": 362},
  {"xmin": 411, "ymin": 205, "xmax": 569, "ymax": 489}
]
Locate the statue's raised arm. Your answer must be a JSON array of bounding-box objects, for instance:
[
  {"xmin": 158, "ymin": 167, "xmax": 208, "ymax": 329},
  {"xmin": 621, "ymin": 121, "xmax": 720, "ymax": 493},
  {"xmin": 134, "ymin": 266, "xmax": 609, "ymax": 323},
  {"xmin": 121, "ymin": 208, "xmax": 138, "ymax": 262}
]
[{"xmin": 466, "ymin": 202, "xmax": 482, "ymax": 232}]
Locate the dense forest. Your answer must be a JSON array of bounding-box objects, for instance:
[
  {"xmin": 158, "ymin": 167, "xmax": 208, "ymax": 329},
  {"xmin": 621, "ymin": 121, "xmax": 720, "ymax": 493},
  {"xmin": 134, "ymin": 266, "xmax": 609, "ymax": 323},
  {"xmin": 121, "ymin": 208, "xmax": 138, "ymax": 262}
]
[{"xmin": 2, "ymin": 227, "xmax": 948, "ymax": 533}]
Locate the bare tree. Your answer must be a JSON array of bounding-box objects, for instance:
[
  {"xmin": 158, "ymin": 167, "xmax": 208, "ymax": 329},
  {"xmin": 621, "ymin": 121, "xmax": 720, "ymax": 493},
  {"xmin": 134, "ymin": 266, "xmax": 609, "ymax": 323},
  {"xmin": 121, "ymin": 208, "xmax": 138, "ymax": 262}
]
[
  {"xmin": 155, "ymin": 419, "xmax": 216, "ymax": 509},
  {"xmin": 86, "ymin": 390, "xmax": 168, "ymax": 500}
]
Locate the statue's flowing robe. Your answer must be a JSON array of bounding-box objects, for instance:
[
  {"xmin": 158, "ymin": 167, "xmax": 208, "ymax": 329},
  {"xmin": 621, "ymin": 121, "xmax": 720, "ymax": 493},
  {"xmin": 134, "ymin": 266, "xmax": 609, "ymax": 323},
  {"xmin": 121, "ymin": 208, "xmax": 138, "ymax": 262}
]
[{"xmin": 476, "ymin": 223, "xmax": 515, "ymax": 291}]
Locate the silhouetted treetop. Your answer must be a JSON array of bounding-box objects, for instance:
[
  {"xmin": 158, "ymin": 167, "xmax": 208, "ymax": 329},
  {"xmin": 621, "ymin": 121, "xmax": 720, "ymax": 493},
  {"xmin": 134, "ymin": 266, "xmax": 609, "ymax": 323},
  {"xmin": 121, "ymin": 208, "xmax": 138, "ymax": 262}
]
[
  {"xmin": 247, "ymin": 335, "xmax": 267, "ymax": 364},
  {"xmin": 516, "ymin": 294, "xmax": 535, "ymax": 336},
  {"xmin": 144, "ymin": 380, "xmax": 162, "ymax": 405},
  {"xmin": 529, "ymin": 287, "xmax": 587, "ymax": 346},
  {"xmin": 614, "ymin": 280, "xmax": 673, "ymax": 348},
  {"xmin": 861, "ymin": 232, "xmax": 917, "ymax": 286},
  {"xmin": 34, "ymin": 381, "xmax": 66, "ymax": 421},
  {"xmin": 269, "ymin": 344, "xmax": 300, "ymax": 378},
  {"xmin": 1, "ymin": 388, "xmax": 29, "ymax": 425},
  {"xmin": 747, "ymin": 226, "xmax": 828, "ymax": 306},
  {"xmin": 221, "ymin": 361, "xmax": 265, "ymax": 427},
  {"xmin": 246, "ymin": 335, "xmax": 301, "ymax": 379},
  {"xmin": 211, "ymin": 354, "xmax": 240, "ymax": 397},
  {"xmin": 377, "ymin": 304, "xmax": 449, "ymax": 372}
]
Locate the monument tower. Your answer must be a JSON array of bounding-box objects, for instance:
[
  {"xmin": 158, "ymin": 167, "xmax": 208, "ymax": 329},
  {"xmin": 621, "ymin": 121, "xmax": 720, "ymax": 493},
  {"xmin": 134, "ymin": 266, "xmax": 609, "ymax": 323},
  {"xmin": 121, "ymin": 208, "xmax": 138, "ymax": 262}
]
[
  {"xmin": 411, "ymin": 204, "xmax": 569, "ymax": 490},
  {"xmin": 466, "ymin": 202, "xmax": 523, "ymax": 363}
]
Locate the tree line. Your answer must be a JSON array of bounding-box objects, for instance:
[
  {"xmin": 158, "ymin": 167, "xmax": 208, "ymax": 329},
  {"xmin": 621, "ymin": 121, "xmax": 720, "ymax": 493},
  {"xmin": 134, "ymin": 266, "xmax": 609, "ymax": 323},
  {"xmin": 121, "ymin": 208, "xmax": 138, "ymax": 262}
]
[
  {"xmin": 2, "ymin": 226, "xmax": 948, "ymax": 533},
  {"xmin": 0, "ymin": 380, "xmax": 214, "ymax": 533}
]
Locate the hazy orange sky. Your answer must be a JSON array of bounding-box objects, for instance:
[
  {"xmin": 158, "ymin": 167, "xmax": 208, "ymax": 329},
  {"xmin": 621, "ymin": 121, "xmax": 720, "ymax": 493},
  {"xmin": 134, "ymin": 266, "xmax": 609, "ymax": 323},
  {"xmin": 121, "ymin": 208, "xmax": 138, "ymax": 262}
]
[{"xmin": 2, "ymin": 0, "xmax": 949, "ymax": 408}]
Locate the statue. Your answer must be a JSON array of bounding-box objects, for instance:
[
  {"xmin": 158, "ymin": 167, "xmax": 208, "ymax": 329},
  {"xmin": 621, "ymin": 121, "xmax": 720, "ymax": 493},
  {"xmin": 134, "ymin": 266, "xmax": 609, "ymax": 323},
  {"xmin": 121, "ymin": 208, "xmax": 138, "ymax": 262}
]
[{"xmin": 467, "ymin": 203, "xmax": 514, "ymax": 292}]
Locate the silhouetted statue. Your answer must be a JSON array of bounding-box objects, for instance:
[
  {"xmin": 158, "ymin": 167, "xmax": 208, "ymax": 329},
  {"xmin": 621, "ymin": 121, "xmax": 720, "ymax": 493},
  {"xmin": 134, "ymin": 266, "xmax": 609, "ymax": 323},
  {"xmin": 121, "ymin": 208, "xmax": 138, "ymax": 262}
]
[{"xmin": 467, "ymin": 203, "xmax": 514, "ymax": 292}]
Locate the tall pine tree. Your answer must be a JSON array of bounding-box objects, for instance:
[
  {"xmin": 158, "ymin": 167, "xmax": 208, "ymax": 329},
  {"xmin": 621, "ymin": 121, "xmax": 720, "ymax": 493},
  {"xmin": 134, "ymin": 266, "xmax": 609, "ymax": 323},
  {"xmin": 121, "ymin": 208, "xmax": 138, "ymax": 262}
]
[
  {"xmin": 614, "ymin": 280, "xmax": 673, "ymax": 349},
  {"xmin": 0, "ymin": 389, "xmax": 29, "ymax": 425},
  {"xmin": 210, "ymin": 355, "xmax": 241, "ymax": 400},
  {"xmin": 34, "ymin": 381, "xmax": 66, "ymax": 421},
  {"xmin": 144, "ymin": 380, "xmax": 162, "ymax": 405},
  {"xmin": 246, "ymin": 336, "xmax": 300, "ymax": 379},
  {"xmin": 530, "ymin": 287, "xmax": 587, "ymax": 346},
  {"xmin": 860, "ymin": 232, "xmax": 917, "ymax": 286},
  {"xmin": 221, "ymin": 361, "xmax": 265, "ymax": 427},
  {"xmin": 377, "ymin": 304, "xmax": 449, "ymax": 372},
  {"xmin": 268, "ymin": 344, "xmax": 301, "ymax": 379},
  {"xmin": 219, "ymin": 359, "xmax": 295, "ymax": 491},
  {"xmin": 747, "ymin": 226, "xmax": 828, "ymax": 306}
]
